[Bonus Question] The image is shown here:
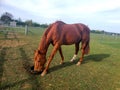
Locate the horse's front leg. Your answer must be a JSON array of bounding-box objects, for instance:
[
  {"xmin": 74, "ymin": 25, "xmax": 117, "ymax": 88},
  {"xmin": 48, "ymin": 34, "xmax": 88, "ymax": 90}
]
[{"xmin": 41, "ymin": 43, "xmax": 60, "ymax": 76}]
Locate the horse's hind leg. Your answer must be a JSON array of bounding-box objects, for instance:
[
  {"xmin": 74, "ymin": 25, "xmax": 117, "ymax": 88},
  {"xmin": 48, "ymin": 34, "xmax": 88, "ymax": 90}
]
[
  {"xmin": 70, "ymin": 43, "xmax": 79, "ymax": 62},
  {"xmin": 76, "ymin": 42, "xmax": 86, "ymax": 65},
  {"xmin": 59, "ymin": 47, "xmax": 64, "ymax": 64}
]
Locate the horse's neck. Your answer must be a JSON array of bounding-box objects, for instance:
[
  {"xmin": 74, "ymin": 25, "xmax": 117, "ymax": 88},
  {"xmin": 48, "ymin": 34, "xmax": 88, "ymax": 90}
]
[{"xmin": 38, "ymin": 36, "xmax": 49, "ymax": 55}]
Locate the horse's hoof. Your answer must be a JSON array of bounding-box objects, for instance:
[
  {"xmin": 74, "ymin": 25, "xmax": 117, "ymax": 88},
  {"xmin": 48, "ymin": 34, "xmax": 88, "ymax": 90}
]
[
  {"xmin": 76, "ymin": 62, "xmax": 81, "ymax": 66},
  {"xmin": 41, "ymin": 71, "xmax": 47, "ymax": 76},
  {"xmin": 60, "ymin": 61, "xmax": 64, "ymax": 65}
]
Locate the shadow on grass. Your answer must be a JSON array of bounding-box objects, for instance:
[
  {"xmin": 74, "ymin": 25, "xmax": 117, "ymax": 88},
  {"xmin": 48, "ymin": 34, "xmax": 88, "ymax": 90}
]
[
  {"xmin": 0, "ymin": 47, "xmax": 43, "ymax": 90},
  {"xmin": 0, "ymin": 78, "xmax": 29, "ymax": 90},
  {"xmin": 49, "ymin": 54, "xmax": 110, "ymax": 73},
  {"xmin": 0, "ymin": 48, "xmax": 7, "ymax": 89},
  {"xmin": 19, "ymin": 47, "xmax": 43, "ymax": 90},
  {"xmin": 19, "ymin": 48, "xmax": 32, "ymax": 72},
  {"xmin": 84, "ymin": 54, "xmax": 110, "ymax": 63},
  {"xmin": 49, "ymin": 60, "xmax": 78, "ymax": 73}
]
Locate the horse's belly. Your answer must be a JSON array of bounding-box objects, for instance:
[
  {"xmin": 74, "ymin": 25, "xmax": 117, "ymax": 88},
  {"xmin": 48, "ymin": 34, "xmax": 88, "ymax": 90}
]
[
  {"xmin": 63, "ymin": 40, "xmax": 79, "ymax": 45},
  {"xmin": 62, "ymin": 35, "xmax": 81, "ymax": 45}
]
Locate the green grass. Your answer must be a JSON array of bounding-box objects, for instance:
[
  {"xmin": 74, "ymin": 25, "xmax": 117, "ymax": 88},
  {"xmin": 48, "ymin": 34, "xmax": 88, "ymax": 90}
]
[{"xmin": 0, "ymin": 27, "xmax": 120, "ymax": 90}]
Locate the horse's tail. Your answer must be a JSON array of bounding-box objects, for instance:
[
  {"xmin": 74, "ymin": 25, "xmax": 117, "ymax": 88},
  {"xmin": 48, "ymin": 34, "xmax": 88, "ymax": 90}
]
[
  {"xmin": 84, "ymin": 39, "xmax": 90, "ymax": 54},
  {"xmin": 81, "ymin": 26, "xmax": 90, "ymax": 55}
]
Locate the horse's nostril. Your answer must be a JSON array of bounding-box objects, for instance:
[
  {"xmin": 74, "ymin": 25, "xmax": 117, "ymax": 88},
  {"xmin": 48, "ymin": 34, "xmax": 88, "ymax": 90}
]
[
  {"xmin": 31, "ymin": 66, "xmax": 34, "ymax": 71},
  {"xmin": 30, "ymin": 66, "xmax": 42, "ymax": 75}
]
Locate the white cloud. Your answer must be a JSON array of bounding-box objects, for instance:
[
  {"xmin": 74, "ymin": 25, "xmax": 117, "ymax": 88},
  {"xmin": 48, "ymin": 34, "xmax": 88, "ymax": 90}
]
[
  {"xmin": 2, "ymin": 0, "xmax": 120, "ymax": 18},
  {"xmin": 1, "ymin": 0, "xmax": 120, "ymax": 33},
  {"xmin": 107, "ymin": 20, "xmax": 120, "ymax": 24}
]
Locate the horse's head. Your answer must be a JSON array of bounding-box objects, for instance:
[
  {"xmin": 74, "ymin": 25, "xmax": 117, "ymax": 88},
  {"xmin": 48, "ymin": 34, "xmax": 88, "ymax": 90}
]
[{"xmin": 33, "ymin": 50, "xmax": 46, "ymax": 73}]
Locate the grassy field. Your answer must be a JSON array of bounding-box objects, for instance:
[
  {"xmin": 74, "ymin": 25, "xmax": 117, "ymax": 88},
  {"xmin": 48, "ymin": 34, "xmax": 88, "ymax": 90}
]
[{"xmin": 0, "ymin": 27, "xmax": 120, "ymax": 90}]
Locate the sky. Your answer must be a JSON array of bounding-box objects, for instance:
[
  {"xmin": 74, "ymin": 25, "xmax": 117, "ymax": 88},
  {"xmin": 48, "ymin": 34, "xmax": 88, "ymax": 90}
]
[{"xmin": 0, "ymin": 0, "xmax": 120, "ymax": 33}]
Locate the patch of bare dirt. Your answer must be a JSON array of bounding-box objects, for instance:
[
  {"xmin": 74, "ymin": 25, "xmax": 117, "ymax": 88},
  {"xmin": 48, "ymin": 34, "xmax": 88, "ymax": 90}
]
[
  {"xmin": 0, "ymin": 31, "xmax": 27, "ymax": 48},
  {"xmin": 0, "ymin": 40, "xmax": 27, "ymax": 48}
]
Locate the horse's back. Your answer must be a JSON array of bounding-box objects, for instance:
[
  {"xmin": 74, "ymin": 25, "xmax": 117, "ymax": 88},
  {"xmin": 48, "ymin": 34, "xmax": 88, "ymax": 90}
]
[
  {"xmin": 60, "ymin": 24, "xmax": 82, "ymax": 44},
  {"xmin": 45, "ymin": 21, "xmax": 90, "ymax": 45},
  {"xmin": 62, "ymin": 23, "xmax": 90, "ymax": 37}
]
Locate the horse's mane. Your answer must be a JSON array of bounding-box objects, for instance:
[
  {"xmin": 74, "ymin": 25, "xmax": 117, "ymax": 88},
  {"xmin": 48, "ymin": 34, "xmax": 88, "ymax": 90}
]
[
  {"xmin": 44, "ymin": 21, "xmax": 66, "ymax": 37},
  {"xmin": 44, "ymin": 24, "xmax": 53, "ymax": 37},
  {"xmin": 55, "ymin": 21, "xmax": 66, "ymax": 25}
]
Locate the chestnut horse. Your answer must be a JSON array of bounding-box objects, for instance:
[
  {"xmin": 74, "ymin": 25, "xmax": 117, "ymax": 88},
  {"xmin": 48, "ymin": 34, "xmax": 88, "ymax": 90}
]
[{"xmin": 33, "ymin": 21, "xmax": 90, "ymax": 76}]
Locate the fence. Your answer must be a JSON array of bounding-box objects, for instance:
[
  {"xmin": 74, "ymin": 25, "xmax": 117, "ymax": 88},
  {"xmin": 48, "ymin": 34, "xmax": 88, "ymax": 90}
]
[{"xmin": 0, "ymin": 25, "xmax": 29, "ymax": 36}]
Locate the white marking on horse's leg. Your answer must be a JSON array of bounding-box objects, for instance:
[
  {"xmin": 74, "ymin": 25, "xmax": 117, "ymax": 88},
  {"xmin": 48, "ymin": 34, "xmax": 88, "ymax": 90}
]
[
  {"xmin": 70, "ymin": 54, "xmax": 77, "ymax": 62},
  {"xmin": 60, "ymin": 60, "xmax": 63, "ymax": 64}
]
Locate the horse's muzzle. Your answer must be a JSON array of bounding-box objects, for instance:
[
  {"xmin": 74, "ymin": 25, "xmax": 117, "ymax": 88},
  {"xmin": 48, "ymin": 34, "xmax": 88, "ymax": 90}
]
[{"xmin": 30, "ymin": 66, "xmax": 43, "ymax": 74}]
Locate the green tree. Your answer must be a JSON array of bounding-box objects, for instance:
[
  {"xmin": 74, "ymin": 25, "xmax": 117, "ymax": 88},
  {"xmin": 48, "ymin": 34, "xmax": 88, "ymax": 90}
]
[
  {"xmin": 25, "ymin": 20, "xmax": 32, "ymax": 26},
  {"xmin": 0, "ymin": 12, "xmax": 13, "ymax": 25}
]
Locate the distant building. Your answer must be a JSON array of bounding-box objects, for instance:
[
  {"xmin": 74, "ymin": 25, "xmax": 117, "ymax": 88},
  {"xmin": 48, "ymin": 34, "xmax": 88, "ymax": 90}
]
[{"xmin": 10, "ymin": 21, "xmax": 16, "ymax": 27}]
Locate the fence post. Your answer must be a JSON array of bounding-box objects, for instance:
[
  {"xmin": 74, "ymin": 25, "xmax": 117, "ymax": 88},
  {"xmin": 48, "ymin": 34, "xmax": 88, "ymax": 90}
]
[{"xmin": 25, "ymin": 25, "xmax": 28, "ymax": 35}]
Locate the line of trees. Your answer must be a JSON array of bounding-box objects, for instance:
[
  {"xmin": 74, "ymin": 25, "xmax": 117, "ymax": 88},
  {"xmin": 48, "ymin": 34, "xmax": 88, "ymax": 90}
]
[
  {"xmin": 1, "ymin": 12, "xmax": 119, "ymax": 35},
  {"xmin": 15, "ymin": 19, "xmax": 48, "ymax": 27},
  {"xmin": 91, "ymin": 30, "xmax": 120, "ymax": 35},
  {"xmin": 0, "ymin": 12, "xmax": 48, "ymax": 28},
  {"xmin": 91, "ymin": 30, "xmax": 105, "ymax": 34}
]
